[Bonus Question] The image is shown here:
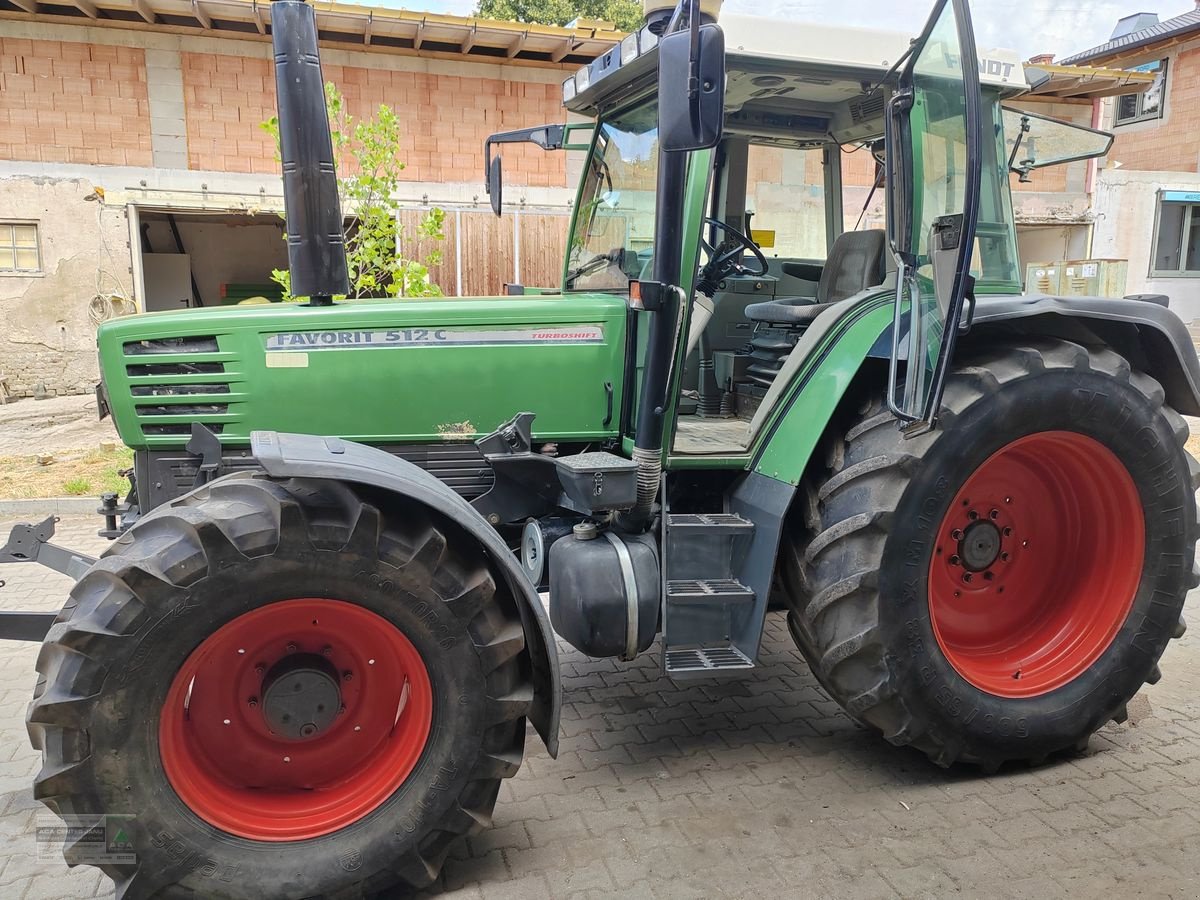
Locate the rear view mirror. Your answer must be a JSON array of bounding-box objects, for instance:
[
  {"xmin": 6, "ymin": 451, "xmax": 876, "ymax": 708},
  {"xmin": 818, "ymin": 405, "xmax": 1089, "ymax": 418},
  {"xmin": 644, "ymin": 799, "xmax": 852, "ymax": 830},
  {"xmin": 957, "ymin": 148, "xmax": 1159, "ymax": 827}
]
[
  {"xmin": 659, "ymin": 23, "xmax": 725, "ymax": 152},
  {"xmin": 488, "ymin": 156, "xmax": 503, "ymax": 217}
]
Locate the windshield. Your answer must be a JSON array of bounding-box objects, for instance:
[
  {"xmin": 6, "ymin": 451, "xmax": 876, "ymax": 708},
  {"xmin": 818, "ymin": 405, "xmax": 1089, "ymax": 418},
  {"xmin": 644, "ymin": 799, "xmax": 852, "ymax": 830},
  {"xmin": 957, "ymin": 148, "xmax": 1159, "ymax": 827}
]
[{"xmin": 565, "ymin": 99, "xmax": 660, "ymax": 292}]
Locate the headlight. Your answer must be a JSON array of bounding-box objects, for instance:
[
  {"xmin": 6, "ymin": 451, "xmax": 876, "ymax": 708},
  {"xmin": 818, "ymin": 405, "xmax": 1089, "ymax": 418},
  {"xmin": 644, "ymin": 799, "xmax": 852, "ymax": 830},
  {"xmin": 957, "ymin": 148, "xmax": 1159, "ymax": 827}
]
[
  {"xmin": 621, "ymin": 32, "xmax": 639, "ymax": 66},
  {"xmin": 574, "ymin": 67, "xmax": 591, "ymax": 95},
  {"xmin": 563, "ymin": 76, "xmax": 577, "ymax": 103}
]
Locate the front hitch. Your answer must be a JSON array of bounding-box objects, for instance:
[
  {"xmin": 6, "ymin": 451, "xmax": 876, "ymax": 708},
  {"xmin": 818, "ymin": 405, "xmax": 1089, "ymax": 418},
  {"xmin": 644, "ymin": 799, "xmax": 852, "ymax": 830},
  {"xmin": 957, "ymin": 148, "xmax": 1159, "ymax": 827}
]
[{"xmin": 0, "ymin": 516, "xmax": 98, "ymax": 642}]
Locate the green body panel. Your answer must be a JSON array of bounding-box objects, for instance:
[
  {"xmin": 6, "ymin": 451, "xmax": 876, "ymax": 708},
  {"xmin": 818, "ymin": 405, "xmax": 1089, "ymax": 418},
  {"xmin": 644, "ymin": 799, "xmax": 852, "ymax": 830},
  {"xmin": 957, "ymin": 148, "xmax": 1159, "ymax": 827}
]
[
  {"xmin": 752, "ymin": 294, "xmax": 894, "ymax": 485},
  {"xmin": 99, "ymin": 295, "xmax": 628, "ymax": 450}
]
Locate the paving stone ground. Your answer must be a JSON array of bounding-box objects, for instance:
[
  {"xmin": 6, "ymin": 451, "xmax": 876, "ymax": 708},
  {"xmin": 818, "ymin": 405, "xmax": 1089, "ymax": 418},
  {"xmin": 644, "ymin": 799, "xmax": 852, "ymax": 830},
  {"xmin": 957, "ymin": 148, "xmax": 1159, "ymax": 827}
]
[{"xmin": 3, "ymin": 517, "xmax": 1200, "ymax": 899}]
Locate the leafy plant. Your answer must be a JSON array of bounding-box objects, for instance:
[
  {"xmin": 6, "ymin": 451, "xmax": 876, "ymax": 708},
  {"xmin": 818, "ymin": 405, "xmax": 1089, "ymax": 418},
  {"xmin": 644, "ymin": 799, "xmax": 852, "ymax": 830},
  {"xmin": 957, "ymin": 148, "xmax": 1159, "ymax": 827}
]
[
  {"xmin": 262, "ymin": 83, "xmax": 445, "ymax": 301},
  {"xmin": 475, "ymin": 0, "xmax": 643, "ymax": 31},
  {"xmin": 62, "ymin": 477, "xmax": 92, "ymax": 496}
]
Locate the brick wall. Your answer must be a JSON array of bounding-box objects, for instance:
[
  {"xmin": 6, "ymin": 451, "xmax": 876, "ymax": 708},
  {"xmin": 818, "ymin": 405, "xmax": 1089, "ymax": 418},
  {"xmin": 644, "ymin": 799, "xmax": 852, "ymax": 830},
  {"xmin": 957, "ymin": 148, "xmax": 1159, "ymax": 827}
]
[
  {"xmin": 181, "ymin": 52, "xmax": 568, "ymax": 186},
  {"xmin": 0, "ymin": 37, "xmax": 152, "ymax": 167},
  {"xmin": 1108, "ymin": 44, "xmax": 1200, "ymax": 174}
]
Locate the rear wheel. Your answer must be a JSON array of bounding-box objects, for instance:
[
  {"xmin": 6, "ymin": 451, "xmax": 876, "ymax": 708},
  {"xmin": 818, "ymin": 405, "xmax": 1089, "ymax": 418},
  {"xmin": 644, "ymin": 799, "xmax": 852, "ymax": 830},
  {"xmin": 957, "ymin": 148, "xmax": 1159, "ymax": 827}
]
[
  {"xmin": 27, "ymin": 474, "xmax": 531, "ymax": 898},
  {"xmin": 782, "ymin": 338, "xmax": 1199, "ymax": 768}
]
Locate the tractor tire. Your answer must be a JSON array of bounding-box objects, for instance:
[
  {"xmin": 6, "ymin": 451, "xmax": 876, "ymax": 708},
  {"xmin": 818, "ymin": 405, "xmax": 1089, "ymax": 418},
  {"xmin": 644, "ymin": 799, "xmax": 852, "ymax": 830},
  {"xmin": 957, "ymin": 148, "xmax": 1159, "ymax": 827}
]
[
  {"xmin": 781, "ymin": 337, "xmax": 1200, "ymax": 769},
  {"xmin": 27, "ymin": 473, "xmax": 531, "ymax": 899}
]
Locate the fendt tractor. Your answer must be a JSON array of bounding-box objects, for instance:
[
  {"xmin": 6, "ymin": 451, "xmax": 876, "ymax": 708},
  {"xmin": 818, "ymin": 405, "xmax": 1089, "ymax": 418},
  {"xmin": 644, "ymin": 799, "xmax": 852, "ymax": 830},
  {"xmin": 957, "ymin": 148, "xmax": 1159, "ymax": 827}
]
[{"xmin": 3, "ymin": 0, "xmax": 1199, "ymax": 896}]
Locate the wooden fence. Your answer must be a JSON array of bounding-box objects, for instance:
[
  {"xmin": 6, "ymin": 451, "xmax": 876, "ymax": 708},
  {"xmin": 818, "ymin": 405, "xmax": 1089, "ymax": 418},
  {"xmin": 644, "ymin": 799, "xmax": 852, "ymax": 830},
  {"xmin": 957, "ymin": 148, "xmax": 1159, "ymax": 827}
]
[{"xmin": 399, "ymin": 207, "xmax": 571, "ymax": 297}]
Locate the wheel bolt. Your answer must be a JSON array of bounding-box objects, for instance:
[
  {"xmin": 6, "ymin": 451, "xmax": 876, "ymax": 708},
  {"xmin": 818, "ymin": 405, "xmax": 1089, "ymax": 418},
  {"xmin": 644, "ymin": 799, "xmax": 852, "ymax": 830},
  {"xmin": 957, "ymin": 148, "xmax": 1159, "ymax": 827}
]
[
  {"xmin": 248, "ymin": 696, "xmax": 258, "ymax": 708},
  {"xmin": 286, "ymin": 643, "xmax": 298, "ymax": 653},
  {"xmin": 1000, "ymin": 552, "xmax": 1010, "ymax": 563},
  {"xmin": 949, "ymin": 555, "xmax": 961, "ymax": 566},
  {"xmin": 962, "ymin": 573, "xmax": 974, "ymax": 584},
  {"xmin": 1003, "ymin": 527, "xmax": 1013, "ymax": 537},
  {"xmin": 952, "ymin": 529, "xmax": 964, "ymax": 541},
  {"xmin": 989, "ymin": 509, "xmax": 1000, "ymax": 520},
  {"xmin": 343, "ymin": 671, "xmax": 354, "ymax": 682},
  {"xmin": 968, "ymin": 510, "xmax": 979, "ymax": 521},
  {"xmin": 255, "ymin": 664, "xmax": 266, "ymax": 676},
  {"xmin": 322, "ymin": 645, "xmax": 333, "ymax": 656}
]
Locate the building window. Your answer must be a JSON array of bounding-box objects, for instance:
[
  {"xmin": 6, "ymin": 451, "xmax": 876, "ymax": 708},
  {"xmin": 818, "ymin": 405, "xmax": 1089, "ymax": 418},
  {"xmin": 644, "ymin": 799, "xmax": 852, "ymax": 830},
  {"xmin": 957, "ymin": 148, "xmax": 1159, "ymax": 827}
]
[
  {"xmin": 0, "ymin": 222, "xmax": 41, "ymax": 273},
  {"xmin": 1115, "ymin": 59, "xmax": 1167, "ymax": 125},
  {"xmin": 1151, "ymin": 192, "xmax": 1200, "ymax": 277}
]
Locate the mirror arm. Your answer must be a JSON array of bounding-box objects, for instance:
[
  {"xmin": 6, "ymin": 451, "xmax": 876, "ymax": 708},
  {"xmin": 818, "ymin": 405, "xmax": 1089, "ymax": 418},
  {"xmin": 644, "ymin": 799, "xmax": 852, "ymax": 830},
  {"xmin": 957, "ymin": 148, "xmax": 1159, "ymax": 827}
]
[{"xmin": 483, "ymin": 124, "xmax": 567, "ymax": 190}]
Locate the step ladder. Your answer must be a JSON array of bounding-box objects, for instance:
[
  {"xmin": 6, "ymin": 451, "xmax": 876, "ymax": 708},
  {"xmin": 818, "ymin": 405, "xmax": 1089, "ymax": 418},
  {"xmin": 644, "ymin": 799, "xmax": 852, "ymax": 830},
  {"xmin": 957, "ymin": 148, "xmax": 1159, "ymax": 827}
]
[{"xmin": 663, "ymin": 513, "xmax": 757, "ymax": 678}]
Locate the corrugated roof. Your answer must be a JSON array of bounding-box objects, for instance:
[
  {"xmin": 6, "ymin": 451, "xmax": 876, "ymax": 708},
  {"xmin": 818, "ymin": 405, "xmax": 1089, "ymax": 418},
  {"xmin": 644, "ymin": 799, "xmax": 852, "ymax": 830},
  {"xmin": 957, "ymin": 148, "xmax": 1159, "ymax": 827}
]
[
  {"xmin": 0, "ymin": 0, "xmax": 625, "ymax": 65},
  {"xmin": 1061, "ymin": 8, "xmax": 1200, "ymax": 65}
]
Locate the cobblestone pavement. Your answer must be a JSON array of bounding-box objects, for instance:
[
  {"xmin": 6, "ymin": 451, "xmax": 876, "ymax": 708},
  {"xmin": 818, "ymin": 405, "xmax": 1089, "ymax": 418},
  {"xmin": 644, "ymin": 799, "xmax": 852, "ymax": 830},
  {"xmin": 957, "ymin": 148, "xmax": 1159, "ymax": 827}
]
[{"xmin": 3, "ymin": 517, "xmax": 1200, "ymax": 899}]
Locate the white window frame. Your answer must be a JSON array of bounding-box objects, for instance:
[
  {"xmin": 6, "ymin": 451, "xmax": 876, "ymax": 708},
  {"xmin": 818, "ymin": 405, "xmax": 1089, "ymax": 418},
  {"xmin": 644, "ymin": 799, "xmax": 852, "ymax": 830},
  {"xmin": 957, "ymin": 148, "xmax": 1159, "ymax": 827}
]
[
  {"xmin": 0, "ymin": 221, "xmax": 42, "ymax": 275},
  {"xmin": 1149, "ymin": 191, "xmax": 1200, "ymax": 279},
  {"xmin": 1114, "ymin": 59, "xmax": 1168, "ymax": 126}
]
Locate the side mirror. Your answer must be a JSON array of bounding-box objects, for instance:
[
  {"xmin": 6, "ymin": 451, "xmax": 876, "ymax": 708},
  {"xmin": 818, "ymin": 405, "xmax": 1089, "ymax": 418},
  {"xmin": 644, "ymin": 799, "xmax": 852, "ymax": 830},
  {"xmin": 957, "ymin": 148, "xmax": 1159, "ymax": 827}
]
[
  {"xmin": 488, "ymin": 156, "xmax": 503, "ymax": 218},
  {"xmin": 658, "ymin": 23, "xmax": 725, "ymax": 152}
]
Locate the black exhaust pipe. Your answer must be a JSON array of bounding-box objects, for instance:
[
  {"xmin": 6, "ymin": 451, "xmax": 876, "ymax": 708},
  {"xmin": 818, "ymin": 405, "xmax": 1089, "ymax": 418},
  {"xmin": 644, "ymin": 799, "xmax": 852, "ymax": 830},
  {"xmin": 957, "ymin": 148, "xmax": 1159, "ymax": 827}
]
[{"xmin": 271, "ymin": 0, "xmax": 349, "ymax": 306}]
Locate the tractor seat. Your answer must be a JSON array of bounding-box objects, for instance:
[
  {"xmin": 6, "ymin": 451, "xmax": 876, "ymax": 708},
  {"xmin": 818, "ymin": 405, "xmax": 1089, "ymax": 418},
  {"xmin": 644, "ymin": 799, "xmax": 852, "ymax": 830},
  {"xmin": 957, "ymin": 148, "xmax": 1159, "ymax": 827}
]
[
  {"xmin": 743, "ymin": 230, "xmax": 887, "ymax": 389},
  {"xmin": 744, "ymin": 298, "xmax": 836, "ymax": 326}
]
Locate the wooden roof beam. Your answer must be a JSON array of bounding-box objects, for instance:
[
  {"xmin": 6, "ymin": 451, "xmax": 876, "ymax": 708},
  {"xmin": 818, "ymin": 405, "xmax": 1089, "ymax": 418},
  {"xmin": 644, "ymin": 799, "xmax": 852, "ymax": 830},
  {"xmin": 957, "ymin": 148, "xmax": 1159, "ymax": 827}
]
[
  {"xmin": 72, "ymin": 0, "xmax": 98, "ymax": 18},
  {"xmin": 460, "ymin": 25, "xmax": 477, "ymax": 54},
  {"xmin": 506, "ymin": 31, "xmax": 528, "ymax": 59},
  {"xmin": 192, "ymin": 0, "xmax": 211, "ymax": 29},
  {"xmin": 252, "ymin": 0, "xmax": 266, "ymax": 35},
  {"xmin": 413, "ymin": 18, "xmax": 426, "ymax": 51},
  {"xmin": 363, "ymin": 11, "xmax": 373, "ymax": 46},
  {"xmin": 133, "ymin": 0, "xmax": 155, "ymax": 24},
  {"xmin": 9, "ymin": 0, "xmax": 38, "ymax": 12},
  {"xmin": 552, "ymin": 37, "xmax": 580, "ymax": 63}
]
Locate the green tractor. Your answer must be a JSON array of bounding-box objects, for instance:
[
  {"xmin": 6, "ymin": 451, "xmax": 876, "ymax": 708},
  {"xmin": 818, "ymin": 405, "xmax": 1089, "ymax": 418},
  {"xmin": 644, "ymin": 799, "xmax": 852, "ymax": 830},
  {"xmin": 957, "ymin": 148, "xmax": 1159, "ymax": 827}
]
[{"xmin": 3, "ymin": 0, "xmax": 1199, "ymax": 896}]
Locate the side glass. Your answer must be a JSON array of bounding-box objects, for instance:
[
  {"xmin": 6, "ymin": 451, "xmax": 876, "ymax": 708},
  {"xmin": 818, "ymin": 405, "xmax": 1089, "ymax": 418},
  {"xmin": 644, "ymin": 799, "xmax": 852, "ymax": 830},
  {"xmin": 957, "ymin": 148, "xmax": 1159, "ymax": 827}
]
[{"xmin": 888, "ymin": 0, "xmax": 981, "ymax": 426}]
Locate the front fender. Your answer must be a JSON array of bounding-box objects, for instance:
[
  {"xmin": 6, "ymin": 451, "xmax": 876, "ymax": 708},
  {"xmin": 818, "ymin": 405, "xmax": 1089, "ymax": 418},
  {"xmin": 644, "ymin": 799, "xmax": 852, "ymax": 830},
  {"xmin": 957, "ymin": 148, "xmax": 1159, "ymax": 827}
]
[{"xmin": 250, "ymin": 431, "xmax": 561, "ymax": 757}]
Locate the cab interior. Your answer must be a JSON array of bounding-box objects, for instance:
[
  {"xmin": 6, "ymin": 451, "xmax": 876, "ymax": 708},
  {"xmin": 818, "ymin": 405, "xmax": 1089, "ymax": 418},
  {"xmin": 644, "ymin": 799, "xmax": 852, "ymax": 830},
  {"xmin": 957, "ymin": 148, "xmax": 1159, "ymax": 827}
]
[{"xmin": 669, "ymin": 63, "xmax": 897, "ymax": 456}]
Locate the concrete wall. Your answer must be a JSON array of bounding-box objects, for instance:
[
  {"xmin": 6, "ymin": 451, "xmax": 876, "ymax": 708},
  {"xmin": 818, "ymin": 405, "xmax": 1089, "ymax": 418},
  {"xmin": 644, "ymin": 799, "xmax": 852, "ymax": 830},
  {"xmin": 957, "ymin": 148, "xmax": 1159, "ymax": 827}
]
[
  {"xmin": 0, "ymin": 175, "xmax": 132, "ymax": 400},
  {"xmin": 1092, "ymin": 167, "xmax": 1200, "ymax": 322}
]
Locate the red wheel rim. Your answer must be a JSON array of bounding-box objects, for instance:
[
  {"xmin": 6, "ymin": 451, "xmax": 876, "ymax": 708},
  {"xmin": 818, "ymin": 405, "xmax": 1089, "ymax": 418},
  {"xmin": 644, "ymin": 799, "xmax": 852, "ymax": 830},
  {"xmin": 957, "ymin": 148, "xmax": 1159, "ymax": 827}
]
[
  {"xmin": 927, "ymin": 432, "xmax": 1144, "ymax": 698},
  {"xmin": 159, "ymin": 599, "xmax": 433, "ymax": 841}
]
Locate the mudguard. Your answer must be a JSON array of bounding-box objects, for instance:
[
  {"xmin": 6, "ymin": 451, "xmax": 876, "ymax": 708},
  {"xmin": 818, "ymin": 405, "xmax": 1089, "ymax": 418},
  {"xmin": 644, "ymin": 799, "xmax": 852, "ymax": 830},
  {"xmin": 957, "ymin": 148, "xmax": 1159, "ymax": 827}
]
[
  {"xmin": 972, "ymin": 294, "xmax": 1200, "ymax": 416},
  {"xmin": 251, "ymin": 431, "xmax": 561, "ymax": 757}
]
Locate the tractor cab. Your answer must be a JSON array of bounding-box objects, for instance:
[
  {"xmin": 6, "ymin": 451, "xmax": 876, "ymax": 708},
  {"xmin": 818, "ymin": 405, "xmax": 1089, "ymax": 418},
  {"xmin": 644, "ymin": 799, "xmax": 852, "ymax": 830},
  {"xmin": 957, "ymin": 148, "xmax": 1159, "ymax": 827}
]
[{"xmin": 489, "ymin": 5, "xmax": 1036, "ymax": 458}]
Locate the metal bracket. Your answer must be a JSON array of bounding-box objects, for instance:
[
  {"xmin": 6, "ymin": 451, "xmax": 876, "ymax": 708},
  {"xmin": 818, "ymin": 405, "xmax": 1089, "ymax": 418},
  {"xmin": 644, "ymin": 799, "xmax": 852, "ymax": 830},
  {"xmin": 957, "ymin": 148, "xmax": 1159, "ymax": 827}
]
[
  {"xmin": 187, "ymin": 422, "xmax": 223, "ymax": 487},
  {"xmin": 0, "ymin": 516, "xmax": 98, "ymax": 580}
]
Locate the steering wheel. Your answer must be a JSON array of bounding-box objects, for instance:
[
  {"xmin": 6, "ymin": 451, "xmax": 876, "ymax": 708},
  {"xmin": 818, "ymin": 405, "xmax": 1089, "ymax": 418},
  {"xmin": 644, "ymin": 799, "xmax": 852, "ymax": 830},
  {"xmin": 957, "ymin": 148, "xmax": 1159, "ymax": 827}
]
[{"xmin": 696, "ymin": 217, "xmax": 769, "ymax": 296}]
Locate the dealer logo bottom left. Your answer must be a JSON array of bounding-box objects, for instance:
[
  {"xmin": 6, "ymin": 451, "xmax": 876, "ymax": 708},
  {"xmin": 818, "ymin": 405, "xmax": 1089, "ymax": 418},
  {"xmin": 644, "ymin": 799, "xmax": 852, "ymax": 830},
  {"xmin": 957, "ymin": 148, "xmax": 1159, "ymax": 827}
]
[{"xmin": 37, "ymin": 814, "xmax": 137, "ymax": 864}]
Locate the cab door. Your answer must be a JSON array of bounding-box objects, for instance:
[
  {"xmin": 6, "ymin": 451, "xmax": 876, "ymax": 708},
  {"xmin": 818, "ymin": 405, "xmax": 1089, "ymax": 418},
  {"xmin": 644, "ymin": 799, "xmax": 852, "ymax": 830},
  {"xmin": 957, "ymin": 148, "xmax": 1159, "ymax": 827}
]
[{"xmin": 885, "ymin": 0, "xmax": 983, "ymax": 430}]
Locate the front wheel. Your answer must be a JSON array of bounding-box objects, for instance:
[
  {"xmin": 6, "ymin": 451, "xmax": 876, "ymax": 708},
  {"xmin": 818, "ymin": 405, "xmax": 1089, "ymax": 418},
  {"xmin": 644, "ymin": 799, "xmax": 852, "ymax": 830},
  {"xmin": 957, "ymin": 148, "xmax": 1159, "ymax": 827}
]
[
  {"xmin": 782, "ymin": 338, "xmax": 1199, "ymax": 768},
  {"xmin": 27, "ymin": 475, "xmax": 531, "ymax": 898}
]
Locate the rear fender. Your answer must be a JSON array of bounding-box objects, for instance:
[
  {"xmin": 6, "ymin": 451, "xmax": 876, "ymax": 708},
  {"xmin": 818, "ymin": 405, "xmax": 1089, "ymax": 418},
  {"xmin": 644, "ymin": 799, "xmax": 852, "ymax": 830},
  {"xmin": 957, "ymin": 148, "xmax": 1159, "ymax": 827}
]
[
  {"xmin": 251, "ymin": 431, "xmax": 561, "ymax": 756},
  {"xmin": 969, "ymin": 295, "xmax": 1200, "ymax": 416}
]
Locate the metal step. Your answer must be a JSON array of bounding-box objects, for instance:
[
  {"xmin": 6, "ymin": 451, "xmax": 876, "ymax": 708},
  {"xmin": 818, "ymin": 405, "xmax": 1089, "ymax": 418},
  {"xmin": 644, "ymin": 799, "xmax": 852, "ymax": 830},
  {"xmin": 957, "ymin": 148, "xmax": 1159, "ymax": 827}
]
[
  {"xmin": 666, "ymin": 578, "xmax": 755, "ymax": 606},
  {"xmin": 665, "ymin": 645, "xmax": 755, "ymax": 675},
  {"xmin": 667, "ymin": 513, "xmax": 755, "ymax": 536}
]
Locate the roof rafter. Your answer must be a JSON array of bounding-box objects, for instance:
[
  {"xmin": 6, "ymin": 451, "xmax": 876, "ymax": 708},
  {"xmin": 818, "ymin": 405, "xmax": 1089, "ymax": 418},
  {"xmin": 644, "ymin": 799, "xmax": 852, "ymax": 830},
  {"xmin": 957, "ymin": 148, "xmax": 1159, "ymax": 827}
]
[{"xmin": 191, "ymin": 0, "xmax": 211, "ymax": 29}]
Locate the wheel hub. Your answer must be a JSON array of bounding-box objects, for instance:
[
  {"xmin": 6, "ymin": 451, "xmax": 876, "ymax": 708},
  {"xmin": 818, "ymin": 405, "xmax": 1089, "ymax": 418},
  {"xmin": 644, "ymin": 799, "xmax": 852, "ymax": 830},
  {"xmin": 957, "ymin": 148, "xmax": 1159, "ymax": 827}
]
[
  {"xmin": 927, "ymin": 431, "xmax": 1144, "ymax": 698},
  {"xmin": 159, "ymin": 598, "xmax": 433, "ymax": 841},
  {"xmin": 959, "ymin": 521, "xmax": 1002, "ymax": 572},
  {"xmin": 260, "ymin": 653, "xmax": 342, "ymax": 741}
]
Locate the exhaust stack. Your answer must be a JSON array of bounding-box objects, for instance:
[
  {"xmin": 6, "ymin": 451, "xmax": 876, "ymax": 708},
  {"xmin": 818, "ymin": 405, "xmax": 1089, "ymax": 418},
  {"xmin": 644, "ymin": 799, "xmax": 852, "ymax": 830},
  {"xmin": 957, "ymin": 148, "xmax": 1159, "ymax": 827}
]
[{"xmin": 271, "ymin": 1, "xmax": 349, "ymax": 305}]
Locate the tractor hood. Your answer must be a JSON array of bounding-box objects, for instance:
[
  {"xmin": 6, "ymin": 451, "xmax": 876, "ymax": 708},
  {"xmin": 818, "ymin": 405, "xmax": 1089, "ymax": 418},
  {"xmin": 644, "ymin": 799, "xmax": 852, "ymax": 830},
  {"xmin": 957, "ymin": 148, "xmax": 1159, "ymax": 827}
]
[{"xmin": 98, "ymin": 294, "xmax": 629, "ymax": 451}]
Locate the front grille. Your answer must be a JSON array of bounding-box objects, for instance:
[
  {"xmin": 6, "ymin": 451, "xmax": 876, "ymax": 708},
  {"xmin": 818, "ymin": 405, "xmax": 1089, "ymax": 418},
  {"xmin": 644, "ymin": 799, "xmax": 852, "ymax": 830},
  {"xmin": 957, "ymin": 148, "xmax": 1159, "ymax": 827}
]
[
  {"xmin": 124, "ymin": 336, "xmax": 220, "ymax": 355},
  {"xmin": 127, "ymin": 362, "xmax": 225, "ymax": 377},
  {"xmin": 131, "ymin": 384, "xmax": 229, "ymax": 397},
  {"xmin": 142, "ymin": 423, "xmax": 227, "ymax": 437},
  {"xmin": 136, "ymin": 404, "xmax": 230, "ymax": 417}
]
